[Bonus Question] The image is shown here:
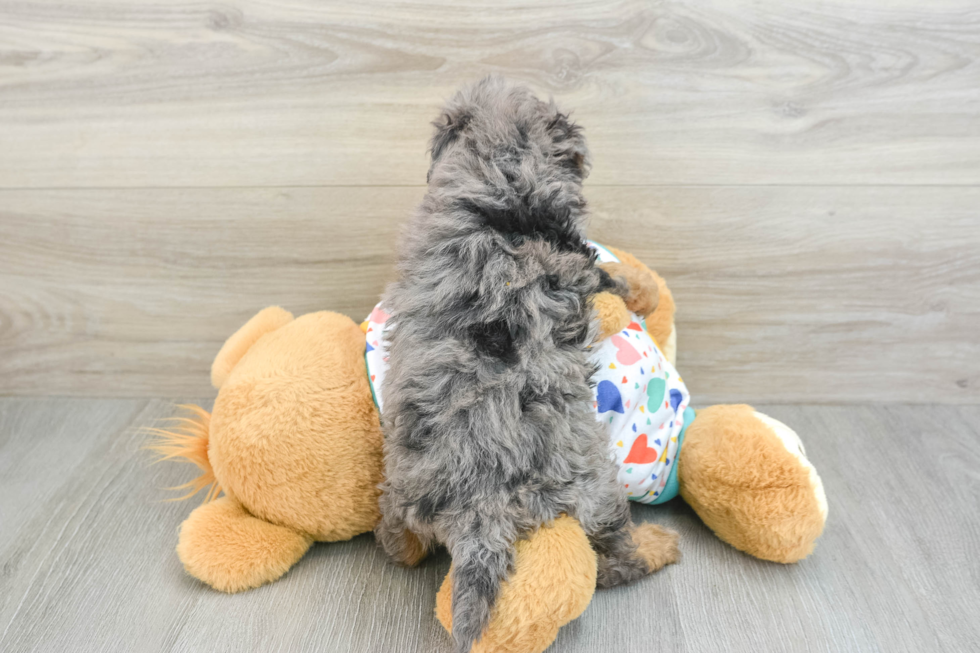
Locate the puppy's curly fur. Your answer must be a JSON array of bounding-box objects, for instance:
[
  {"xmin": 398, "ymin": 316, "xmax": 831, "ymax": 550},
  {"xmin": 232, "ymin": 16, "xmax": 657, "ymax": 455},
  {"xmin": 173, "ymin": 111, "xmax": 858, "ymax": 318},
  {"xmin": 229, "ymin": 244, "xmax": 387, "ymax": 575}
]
[{"xmin": 375, "ymin": 77, "xmax": 667, "ymax": 653}]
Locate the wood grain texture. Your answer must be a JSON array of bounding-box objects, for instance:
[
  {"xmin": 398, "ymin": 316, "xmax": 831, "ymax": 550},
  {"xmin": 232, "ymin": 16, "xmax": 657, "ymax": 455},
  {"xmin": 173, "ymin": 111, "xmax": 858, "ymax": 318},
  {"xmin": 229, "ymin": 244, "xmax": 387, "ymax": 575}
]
[
  {"xmin": 1, "ymin": 399, "xmax": 978, "ymax": 652},
  {"xmin": 1, "ymin": 0, "xmax": 979, "ymax": 187},
  {"xmin": 1, "ymin": 0, "xmax": 979, "ymax": 400},
  {"xmin": 0, "ymin": 187, "xmax": 412, "ymax": 397},
  {"xmin": 590, "ymin": 186, "xmax": 980, "ymax": 404},
  {"xmin": 2, "ymin": 186, "xmax": 978, "ymax": 401}
]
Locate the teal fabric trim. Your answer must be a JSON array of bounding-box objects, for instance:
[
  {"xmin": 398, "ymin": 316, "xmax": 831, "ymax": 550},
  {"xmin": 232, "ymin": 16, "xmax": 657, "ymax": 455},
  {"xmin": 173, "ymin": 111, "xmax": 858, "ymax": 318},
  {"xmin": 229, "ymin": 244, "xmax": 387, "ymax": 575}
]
[
  {"xmin": 649, "ymin": 406, "xmax": 695, "ymax": 505},
  {"xmin": 587, "ymin": 240, "xmax": 620, "ymax": 263}
]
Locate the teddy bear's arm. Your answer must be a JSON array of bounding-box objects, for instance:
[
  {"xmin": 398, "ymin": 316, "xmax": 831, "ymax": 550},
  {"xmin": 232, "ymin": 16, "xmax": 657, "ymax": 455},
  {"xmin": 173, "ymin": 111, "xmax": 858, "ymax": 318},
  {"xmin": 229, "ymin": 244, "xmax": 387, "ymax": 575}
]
[
  {"xmin": 598, "ymin": 260, "xmax": 659, "ymax": 317},
  {"xmin": 593, "ymin": 291, "xmax": 632, "ymax": 341},
  {"xmin": 606, "ymin": 247, "xmax": 676, "ymax": 364}
]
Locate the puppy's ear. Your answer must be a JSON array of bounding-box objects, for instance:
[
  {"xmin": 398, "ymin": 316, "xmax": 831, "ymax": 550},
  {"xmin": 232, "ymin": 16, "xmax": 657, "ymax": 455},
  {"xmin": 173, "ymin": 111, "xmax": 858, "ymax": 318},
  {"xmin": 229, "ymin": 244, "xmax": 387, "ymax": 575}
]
[
  {"xmin": 430, "ymin": 109, "xmax": 471, "ymax": 162},
  {"xmin": 547, "ymin": 109, "xmax": 590, "ymax": 179}
]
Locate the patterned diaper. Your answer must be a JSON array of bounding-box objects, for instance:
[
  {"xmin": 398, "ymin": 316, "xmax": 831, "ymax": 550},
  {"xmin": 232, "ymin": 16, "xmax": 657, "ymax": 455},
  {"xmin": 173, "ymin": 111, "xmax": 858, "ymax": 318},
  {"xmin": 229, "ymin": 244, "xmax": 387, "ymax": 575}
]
[{"xmin": 363, "ymin": 242, "xmax": 692, "ymax": 504}]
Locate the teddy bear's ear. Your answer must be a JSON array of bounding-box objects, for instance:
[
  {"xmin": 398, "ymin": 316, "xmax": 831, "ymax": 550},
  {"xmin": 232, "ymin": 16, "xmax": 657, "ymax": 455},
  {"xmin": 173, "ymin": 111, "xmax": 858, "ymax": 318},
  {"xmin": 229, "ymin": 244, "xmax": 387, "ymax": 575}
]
[{"xmin": 211, "ymin": 306, "xmax": 294, "ymax": 389}]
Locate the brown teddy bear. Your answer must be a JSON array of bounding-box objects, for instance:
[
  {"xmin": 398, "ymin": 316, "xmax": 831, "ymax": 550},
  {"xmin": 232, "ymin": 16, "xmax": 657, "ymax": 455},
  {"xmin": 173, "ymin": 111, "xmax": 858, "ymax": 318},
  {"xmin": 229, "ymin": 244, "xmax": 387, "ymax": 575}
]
[{"xmin": 151, "ymin": 246, "xmax": 826, "ymax": 653}]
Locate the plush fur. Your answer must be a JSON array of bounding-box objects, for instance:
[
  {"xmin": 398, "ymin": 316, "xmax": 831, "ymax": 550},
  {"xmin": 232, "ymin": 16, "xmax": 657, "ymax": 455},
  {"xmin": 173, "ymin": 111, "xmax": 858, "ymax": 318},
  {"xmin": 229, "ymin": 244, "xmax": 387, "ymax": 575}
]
[
  {"xmin": 678, "ymin": 404, "xmax": 826, "ymax": 563},
  {"xmin": 592, "ymin": 291, "xmax": 632, "ymax": 340},
  {"xmin": 146, "ymin": 404, "xmax": 219, "ymax": 501},
  {"xmin": 150, "ymin": 307, "xmax": 386, "ymax": 591},
  {"xmin": 375, "ymin": 77, "xmax": 673, "ymax": 653},
  {"xmin": 178, "ymin": 496, "xmax": 313, "ymax": 593},
  {"xmin": 592, "ymin": 251, "xmax": 662, "ymax": 341},
  {"xmin": 208, "ymin": 310, "xmax": 383, "ymax": 541},
  {"xmin": 606, "ymin": 246, "xmax": 676, "ymax": 362},
  {"xmin": 598, "ymin": 261, "xmax": 659, "ymax": 317},
  {"xmin": 211, "ymin": 305, "xmax": 294, "ymax": 388}
]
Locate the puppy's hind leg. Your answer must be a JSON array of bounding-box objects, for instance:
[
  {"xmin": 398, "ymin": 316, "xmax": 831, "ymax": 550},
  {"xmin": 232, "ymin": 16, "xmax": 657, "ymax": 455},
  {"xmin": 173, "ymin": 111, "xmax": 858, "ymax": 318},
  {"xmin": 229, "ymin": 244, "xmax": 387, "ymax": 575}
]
[
  {"xmin": 576, "ymin": 475, "xmax": 679, "ymax": 588},
  {"xmin": 374, "ymin": 504, "xmax": 431, "ymax": 567}
]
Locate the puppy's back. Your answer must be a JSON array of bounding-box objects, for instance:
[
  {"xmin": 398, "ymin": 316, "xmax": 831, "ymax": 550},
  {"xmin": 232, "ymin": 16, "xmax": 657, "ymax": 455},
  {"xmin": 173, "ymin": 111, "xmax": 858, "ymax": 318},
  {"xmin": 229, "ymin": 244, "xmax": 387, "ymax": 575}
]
[{"xmin": 379, "ymin": 77, "xmax": 604, "ymax": 653}]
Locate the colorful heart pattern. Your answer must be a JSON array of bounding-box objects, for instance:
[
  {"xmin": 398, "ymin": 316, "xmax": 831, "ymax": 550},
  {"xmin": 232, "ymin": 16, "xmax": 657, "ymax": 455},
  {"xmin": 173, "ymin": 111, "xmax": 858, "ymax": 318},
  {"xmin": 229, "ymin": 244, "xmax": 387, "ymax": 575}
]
[
  {"xmin": 646, "ymin": 378, "xmax": 666, "ymax": 411},
  {"xmin": 369, "ymin": 306, "xmax": 390, "ymax": 324},
  {"xmin": 363, "ymin": 307, "xmax": 393, "ymax": 412},
  {"xmin": 596, "ymin": 380, "xmax": 625, "ymax": 414},
  {"xmin": 623, "ymin": 434, "xmax": 659, "ymax": 464},
  {"xmin": 584, "ymin": 242, "xmax": 690, "ymax": 504},
  {"xmin": 611, "ymin": 334, "xmax": 641, "ymax": 365}
]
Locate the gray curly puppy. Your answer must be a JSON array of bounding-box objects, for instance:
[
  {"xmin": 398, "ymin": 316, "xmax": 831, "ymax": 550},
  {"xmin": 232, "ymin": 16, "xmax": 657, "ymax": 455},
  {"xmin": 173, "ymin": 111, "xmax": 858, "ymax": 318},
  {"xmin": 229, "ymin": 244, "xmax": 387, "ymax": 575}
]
[{"xmin": 375, "ymin": 77, "xmax": 677, "ymax": 653}]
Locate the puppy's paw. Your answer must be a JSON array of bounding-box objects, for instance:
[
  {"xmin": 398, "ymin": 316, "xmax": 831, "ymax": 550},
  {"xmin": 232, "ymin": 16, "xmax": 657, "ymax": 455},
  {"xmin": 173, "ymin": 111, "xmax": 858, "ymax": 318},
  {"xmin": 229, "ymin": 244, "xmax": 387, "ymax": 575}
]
[
  {"xmin": 395, "ymin": 529, "xmax": 430, "ymax": 567},
  {"xmin": 599, "ymin": 262, "xmax": 660, "ymax": 317},
  {"xmin": 631, "ymin": 523, "xmax": 681, "ymax": 573}
]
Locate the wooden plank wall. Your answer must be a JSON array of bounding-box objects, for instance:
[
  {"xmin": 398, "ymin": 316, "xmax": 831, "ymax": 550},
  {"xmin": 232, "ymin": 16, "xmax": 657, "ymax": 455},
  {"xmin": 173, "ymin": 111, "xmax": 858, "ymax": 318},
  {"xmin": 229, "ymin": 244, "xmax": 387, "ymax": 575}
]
[{"xmin": 1, "ymin": 0, "xmax": 978, "ymax": 402}]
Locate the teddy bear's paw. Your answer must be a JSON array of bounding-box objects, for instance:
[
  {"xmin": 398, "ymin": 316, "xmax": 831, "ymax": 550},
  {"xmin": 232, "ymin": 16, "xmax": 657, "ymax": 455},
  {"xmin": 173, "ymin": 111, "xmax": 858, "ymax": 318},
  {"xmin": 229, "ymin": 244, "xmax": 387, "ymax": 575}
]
[
  {"xmin": 593, "ymin": 291, "xmax": 631, "ymax": 340},
  {"xmin": 599, "ymin": 262, "xmax": 660, "ymax": 317},
  {"xmin": 631, "ymin": 522, "xmax": 681, "ymax": 573}
]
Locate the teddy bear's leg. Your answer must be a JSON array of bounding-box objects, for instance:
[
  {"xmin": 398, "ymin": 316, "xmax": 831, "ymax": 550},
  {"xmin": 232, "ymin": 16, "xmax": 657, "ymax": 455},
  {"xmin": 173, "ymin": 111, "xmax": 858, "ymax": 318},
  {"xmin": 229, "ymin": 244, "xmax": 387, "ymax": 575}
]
[
  {"xmin": 677, "ymin": 405, "xmax": 828, "ymax": 563},
  {"xmin": 177, "ymin": 495, "xmax": 313, "ymax": 593},
  {"xmin": 435, "ymin": 515, "xmax": 597, "ymax": 653}
]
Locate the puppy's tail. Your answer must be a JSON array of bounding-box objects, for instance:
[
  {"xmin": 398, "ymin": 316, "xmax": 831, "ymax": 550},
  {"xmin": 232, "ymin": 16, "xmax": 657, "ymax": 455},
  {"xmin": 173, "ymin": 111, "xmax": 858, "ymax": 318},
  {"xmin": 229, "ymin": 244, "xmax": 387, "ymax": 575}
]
[{"xmin": 448, "ymin": 515, "xmax": 513, "ymax": 653}]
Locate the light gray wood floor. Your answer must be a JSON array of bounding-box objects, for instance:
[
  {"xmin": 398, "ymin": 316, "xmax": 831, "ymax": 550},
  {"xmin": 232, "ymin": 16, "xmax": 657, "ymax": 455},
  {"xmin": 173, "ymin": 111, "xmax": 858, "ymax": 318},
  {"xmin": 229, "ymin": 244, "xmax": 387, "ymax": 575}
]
[{"xmin": 1, "ymin": 398, "xmax": 977, "ymax": 652}]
